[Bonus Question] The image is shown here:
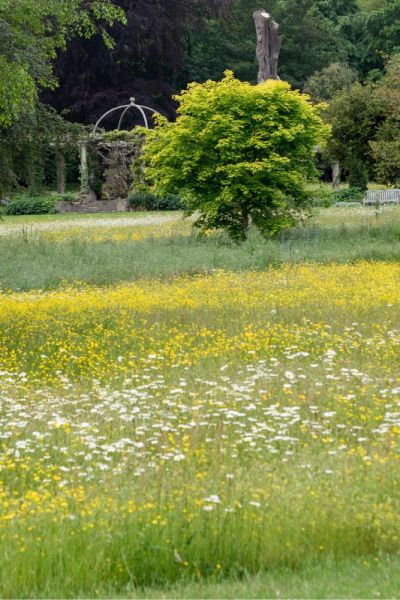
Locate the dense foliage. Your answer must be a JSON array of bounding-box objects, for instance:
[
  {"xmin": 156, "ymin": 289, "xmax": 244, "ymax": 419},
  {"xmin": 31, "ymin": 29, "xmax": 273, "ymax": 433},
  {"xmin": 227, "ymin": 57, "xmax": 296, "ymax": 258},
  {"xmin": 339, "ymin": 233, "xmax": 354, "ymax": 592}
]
[
  {"xmin": 44, "ymin": 0, "xmax": 225, "ymax": 124},
  {"xmin": 128, "ymin": 192, "xmax": 183, "ymax": 211},
  {"xmin": 327, "ymin": 54, "xmax": 400, "ymax": 186},
  {"xmin": 3, "ymin": 0, "xmax": 400, "ymax": 195},
  {"xmin": 0, "ymin": 103, "xmax": 83, "ymax": 196},
  {"xmin": 1, "ymin": 195, "xmax": 55, "ymax": 215},
  {"xmin": 304, "ymin": 63, "xmax": 358, "ymax": 102},
  {"xmin": 143, "ymin": 73, "xmax": 328, "ymax": 240},
  {"xmin": 0, "ymin": 0, "xmax": 124, "ymax": 196},
  {"xmin": 0, "ymin": 0, "xmax": 125, "ymax": 126},
  {"xmin": 42, "ymin": 0, "xmax": 400, "ymax": 123}
]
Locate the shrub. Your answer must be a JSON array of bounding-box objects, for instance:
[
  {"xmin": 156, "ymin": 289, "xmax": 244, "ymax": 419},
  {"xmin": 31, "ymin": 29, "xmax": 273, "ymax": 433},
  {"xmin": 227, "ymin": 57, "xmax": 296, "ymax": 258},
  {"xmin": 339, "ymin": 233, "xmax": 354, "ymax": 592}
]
[
  {"xmin": 304, "ymin": 62, "xmax": 358, "ymax": 103},
  {"xmin": 309, "ymin": 186, "xmax": 365, "ymax": 208},
  {"xmin": 128, "ymin": 191, "xmax": 183, "ymax": 211},
  {"xmin": 310, "ymin": 187, "xmax": 334, "ymax": 207},
  {"xmin": 152, "ymin": 194, "xmax": 183, "ymax": 210},
  {"xmin": 330, "ymin": 188, "xmax": 364, "ymax": 203},
  {"xmin": 128, "ymin": 192, "xmax": 156, "ymax": 210},
  {"xmin": 3, "ymin": 195, "xmax": 55, "ymax": 215}
]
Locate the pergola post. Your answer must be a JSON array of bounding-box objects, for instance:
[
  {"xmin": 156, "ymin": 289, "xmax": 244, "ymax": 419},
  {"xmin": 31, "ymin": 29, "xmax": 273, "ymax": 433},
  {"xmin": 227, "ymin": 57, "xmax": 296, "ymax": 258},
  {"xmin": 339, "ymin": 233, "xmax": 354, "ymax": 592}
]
[
  {"xmin": 79, "ymin": 140, "xmax": 89, "ymax": 195},
  {"xmin": 56, "ymin": 150, "xmax": 66, "ymax": 195}
]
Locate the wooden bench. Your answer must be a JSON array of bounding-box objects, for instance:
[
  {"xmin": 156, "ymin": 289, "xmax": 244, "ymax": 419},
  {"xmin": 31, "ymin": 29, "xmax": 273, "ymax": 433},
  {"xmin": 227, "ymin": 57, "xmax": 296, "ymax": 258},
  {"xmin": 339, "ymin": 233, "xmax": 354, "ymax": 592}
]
[{"xmin": 364, "ymin": 190, "xmax": 400, "ymax": 205}]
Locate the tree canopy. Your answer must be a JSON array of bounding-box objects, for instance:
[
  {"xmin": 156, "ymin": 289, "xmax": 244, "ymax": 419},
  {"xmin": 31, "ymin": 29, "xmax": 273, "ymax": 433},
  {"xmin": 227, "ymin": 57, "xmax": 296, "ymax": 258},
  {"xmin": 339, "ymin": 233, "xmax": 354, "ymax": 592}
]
[
  {"xmin": 4, "ymin": 0, "xmax": 400, "ymax": 127},
  {"xmin": 0, "ymin": 0, "xmax": 125, "ymax": 193},
  {"xmin": 0, "ymin": 0, "xmax": 125, "ymax": 126},
  {"xmin": 326, "ymin": 54, "xmax": 400, "ymax": 186},
  {"xmin": 184, "ymin": 0, "xmax": 362, "ymax": 89},
  {"xmin": 4, "ymin": 0, "xmax": 400, "ymax": 196},
  {"xmin": 42, "ymin": 0, "xmax": 393, "ymax": 124},
  {"xmin": 305, "ymin": 62, "xmax": 358, "ymax": 102}
]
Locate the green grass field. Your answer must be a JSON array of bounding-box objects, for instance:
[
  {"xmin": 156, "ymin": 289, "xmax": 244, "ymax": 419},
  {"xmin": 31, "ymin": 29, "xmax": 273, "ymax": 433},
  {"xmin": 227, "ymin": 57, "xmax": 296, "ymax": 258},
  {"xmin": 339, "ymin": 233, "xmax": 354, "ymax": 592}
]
[
  {"xmin": 1, "ymin": 205, "xmax": 400, "ymax": 291},
  {"xmin": 0, "ymin": 207, "xmax": 400, "ymax": 598},
  {"xmin": 131, "ymin": 555, "xmax": 400, "ymax": 599}
]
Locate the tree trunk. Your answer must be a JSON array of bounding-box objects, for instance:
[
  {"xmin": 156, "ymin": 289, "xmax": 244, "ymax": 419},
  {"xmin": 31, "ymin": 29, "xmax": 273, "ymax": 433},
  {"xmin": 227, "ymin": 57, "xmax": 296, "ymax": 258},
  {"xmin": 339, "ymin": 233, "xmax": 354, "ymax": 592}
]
[
  {"xmin": 241, "ymin": 205, "xmax": 249, "ymax": 240},
  {"xmin": 254, "ymin": 10, "xmax": 282, "ymax": 82},
  {"xmin": 56, "ymin": 151, "xmax": 66, "ymax": 195},
  {"xmin": 332, "ymin": 161, "xmax": 341, "ymax": 191}
]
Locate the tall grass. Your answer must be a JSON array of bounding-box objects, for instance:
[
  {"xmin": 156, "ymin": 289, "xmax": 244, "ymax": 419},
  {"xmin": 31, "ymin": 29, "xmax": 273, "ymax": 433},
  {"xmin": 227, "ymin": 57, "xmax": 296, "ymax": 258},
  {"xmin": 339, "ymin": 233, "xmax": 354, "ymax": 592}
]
[
  {"xmin": 1, "ymin": 208, "xmax": 400, "ymax": 291},
  {"xmin": 1, "ymin": 209, "xmax": 400, "ymax": 597},
  {"xmin": 0, "ymin": 264, "xmax": 399, "ymax": 596}
]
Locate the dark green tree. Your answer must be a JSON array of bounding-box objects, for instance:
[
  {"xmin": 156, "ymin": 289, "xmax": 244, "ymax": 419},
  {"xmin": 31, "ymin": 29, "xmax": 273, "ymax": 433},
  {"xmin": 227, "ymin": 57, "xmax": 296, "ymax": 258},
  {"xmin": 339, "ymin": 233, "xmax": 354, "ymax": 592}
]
[
  {"xmin": 184, "ymin": 0, "xmax": 364, "ymax": 89},
  {"xmin": 326, "ymin": 55, "xmax": 400, "ymax": 186},
  {"xmin": 305, "ymin": 62, "xmax": 358, "ymax": 102},
  {"xmin": 370, "ymin": 54, "xmax": 400, "ymax": 184},
  {"xmin": 0, "ymin": 0, "xmax": 125, "ymax": 126},
  {"xmin": 327, "ymin": 81, "xmax": 383, "ymax": 181},
  {"xmin": 358, "ymin": 0, "xmax": 400, "ymax": 74},
  {"xmin": 44, "ymin": 0, "xmax": 226, "ymax": 124},
  {"xmin": 277, "ymin": 0, "xmax": 359, "ymax": 87}
]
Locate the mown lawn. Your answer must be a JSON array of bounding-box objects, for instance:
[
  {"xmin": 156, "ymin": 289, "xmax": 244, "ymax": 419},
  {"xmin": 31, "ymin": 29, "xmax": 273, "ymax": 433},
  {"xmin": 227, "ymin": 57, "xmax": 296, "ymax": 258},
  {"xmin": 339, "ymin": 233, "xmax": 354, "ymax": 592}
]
[{"xmin": 0, "ymin": 208, "xmax": 399, "ymax": 598}]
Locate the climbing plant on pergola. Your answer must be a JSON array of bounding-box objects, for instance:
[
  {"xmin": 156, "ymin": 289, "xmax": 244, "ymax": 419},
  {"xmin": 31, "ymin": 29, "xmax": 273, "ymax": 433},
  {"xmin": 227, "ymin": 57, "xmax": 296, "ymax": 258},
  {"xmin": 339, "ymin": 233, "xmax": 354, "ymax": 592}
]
[{"xmin": 74, "ymin": 97, "xmax": 159, "ymax": 201}]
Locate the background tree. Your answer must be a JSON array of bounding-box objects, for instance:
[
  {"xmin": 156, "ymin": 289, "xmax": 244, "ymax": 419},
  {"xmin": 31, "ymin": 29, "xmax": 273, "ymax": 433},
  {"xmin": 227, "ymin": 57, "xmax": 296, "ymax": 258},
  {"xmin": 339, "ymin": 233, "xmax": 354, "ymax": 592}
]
[
  {"xmin": 0, "ymin": 0, "xmax": 123, "ymax": 194},
  {"xmin": 44, "ymin": 0, "xmax": 371, "ymax": 125},
  {"xmin": 276, "ymin": 0, "xmax": 359, "ymax": 87},
  {"xmin": 326, "ymin": 81, "xmax": 383, "ymax": 184},
  {"xmin": 184, "ymin": 0, "xmax": 263, "ymax": 85},
  {"xmin": 305, "ymin": 62, "xmax": 358, "ymax": 102},
  {"xmin": 358, "ymin": 0, "xmax": 386, "ymax": 9},
  {"xmin": 143, "ymin": 72, "xmax": 328, "ymax": 241},
  {"xmin": 44, "ymin": 0, "xmax": 225, "ymax": 124},
  {"xmin": 326, "ymin": 54, "xmax": 400, "ymax": 187},
  {"xmin": 0, "ymin": 104, "xmax": 83, "ymax": 196},
  {"xmin": 15, "ymin": 0, "xmax": 400, "ymax": 131},
  {"xmin": 369, "ymin": 53, "xmax": 400, "ymax": 184},
  {"xmin": 184, "ymin": 0, "xmax": 362, "ymax": 89},
  {"xmin": 364, "ymin": 0, "xmax": 400, "ymax": 73}
]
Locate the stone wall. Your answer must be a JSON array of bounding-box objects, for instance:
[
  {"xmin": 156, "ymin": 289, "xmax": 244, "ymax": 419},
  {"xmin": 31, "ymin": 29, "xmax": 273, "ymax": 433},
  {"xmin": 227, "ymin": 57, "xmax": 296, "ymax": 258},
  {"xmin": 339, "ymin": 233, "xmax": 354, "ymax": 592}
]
[{"xmin": 56, "ymin": 199, "xmax": 129, "ymax": 214}]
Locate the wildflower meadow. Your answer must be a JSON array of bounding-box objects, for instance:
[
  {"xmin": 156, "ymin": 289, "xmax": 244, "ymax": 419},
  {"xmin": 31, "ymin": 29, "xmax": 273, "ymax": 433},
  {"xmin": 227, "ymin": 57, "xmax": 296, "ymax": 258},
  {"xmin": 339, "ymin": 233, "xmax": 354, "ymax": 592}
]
[
  {"xmin": 0, "ymin": 208, "xmax": 400, "ymax": 597},
  {"xmin": 4, "ymin": 0, "xmax": 400, "ymax": 596}
]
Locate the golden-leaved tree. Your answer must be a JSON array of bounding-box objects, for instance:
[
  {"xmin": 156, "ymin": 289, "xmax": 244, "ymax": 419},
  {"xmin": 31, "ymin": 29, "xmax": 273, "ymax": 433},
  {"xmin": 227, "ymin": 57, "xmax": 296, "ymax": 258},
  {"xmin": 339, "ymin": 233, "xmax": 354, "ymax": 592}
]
[{"xmin": 144, "ymin": 72, "xmax": 329, "ymax": 240}]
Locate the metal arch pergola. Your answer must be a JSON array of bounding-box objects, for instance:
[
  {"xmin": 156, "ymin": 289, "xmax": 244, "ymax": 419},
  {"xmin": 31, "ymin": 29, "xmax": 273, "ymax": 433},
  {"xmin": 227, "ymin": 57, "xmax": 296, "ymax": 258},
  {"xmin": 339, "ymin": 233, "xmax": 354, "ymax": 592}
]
[
  {"xmin": 78, "ymin": 98, "xmax": 160, "ymax": 197},
  {"xmin": 92, "ymin": 97, "xmax": 160, "ymax": 134}
]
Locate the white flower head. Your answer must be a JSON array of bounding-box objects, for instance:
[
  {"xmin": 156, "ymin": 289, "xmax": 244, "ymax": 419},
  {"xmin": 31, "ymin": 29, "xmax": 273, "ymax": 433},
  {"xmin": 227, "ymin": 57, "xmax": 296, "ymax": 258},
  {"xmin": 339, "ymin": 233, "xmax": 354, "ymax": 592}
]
[
  {"xmin": 204, "ymin": 494, "xmax": 221, "ymax": 504},
  {"xmin": 284, "ymin": 371, "xmax": 295, "ymax": 380}
]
